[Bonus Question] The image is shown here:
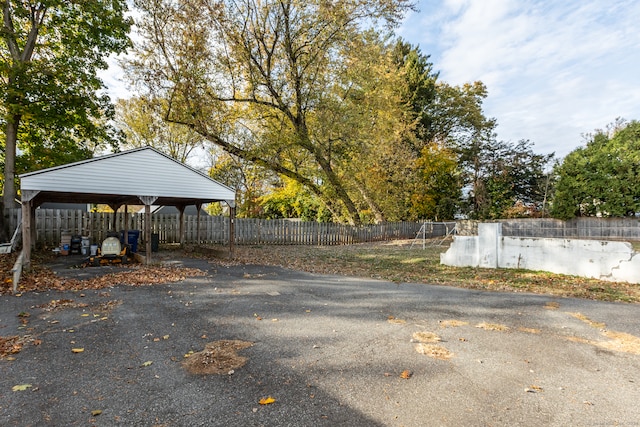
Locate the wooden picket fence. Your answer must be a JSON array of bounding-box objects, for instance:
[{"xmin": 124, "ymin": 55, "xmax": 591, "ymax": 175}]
[{"xmin": 6, "ymin": 209, "xmax": 429, "ymax": 247}]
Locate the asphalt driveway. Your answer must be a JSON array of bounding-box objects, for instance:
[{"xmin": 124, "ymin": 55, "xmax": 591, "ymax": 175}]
[{"xmin": 1, "ymin": 257, "xmax": 639, "ymax": 426}]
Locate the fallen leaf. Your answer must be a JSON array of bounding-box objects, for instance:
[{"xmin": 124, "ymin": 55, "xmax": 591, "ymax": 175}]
[
  {"xmin": 163, "ymin": 335, "xmax": 170, "ymax": 340},
  {"xmin": 141, "ymin": 361, "xmax": 153, "ymax": 367},
  {"xmin": 400, "ymin": 370, "xmax": 412, "ymax": 379},
  {"xmin": 81, "ymin": 314, "xmax": 89, "ymax": 317},
  {"xmin": 91, "ymin": 410, "xmax": 103, "ymax": 416},
  {"xmin": 71, "ymin": 348, "xmax": 84, "ymax": 353},
  {"xmin": 259, "ymin": 396, "xmax": 276, "ymax": 405},
  {"xmin": 12, "ymin": 384, "xmax": 32, "ymax": 391}
]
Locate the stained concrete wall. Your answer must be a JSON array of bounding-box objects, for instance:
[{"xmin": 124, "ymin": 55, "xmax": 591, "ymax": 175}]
[{"xmin": 440, "ymin": 223, "xmax": 640, "ymax": 284}]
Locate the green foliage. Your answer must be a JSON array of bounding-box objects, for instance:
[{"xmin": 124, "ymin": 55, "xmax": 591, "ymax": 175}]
[
  {"xmin": 551, "ymin": 120, "xmax": 640, "ymax": 219},
  {"xmin": 208, "ymin": 152, "xmax": 276, "ymax": 218},
  {"xmin": 258, "ymin": 178, "xmax": 331, "ymax": 222},
  {"xmin": 0, "ymin": 0, "xmax": 132, "ymax": 205},
  {"xmin": 115, "ymin": 96, "xmax": 205, "ymax": 164},
  {"xmin": 411, "ymin": 142, "xmax": 461, "ymax": 220},
  {"xmin": 461, "ymin": 138, "xmax": 553, "ymax": 219}
]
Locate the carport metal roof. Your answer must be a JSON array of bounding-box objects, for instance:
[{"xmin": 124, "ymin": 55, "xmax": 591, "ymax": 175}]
[{"xmin": 18, "ymin": 147, "xmax": 236, "ymax": 271}]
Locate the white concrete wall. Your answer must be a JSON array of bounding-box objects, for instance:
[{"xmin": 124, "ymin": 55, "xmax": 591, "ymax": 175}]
[{"xmin": 440, "ymin": 223, "xmax": 640, "ymax": 284}]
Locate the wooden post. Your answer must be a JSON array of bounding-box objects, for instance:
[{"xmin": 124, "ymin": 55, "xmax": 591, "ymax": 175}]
[
  {"xmin": 21, "ymin": 200, "xmax": 31, "ymax": 272},
  {"xmin": 123, "ymin": 204, "xmax": 129, "ymax": 252},
  {"xmin": 30, "ymin": 203, "xmax": 36, "ymax": 250},
  {"xmin": 178, "ymin": 206, "xmax": 185, "ymax": 247},
  {"xmin": 196, "ymin": 203, "xmax": 203, "ymax": 244},
  {"xmin": 145, "ymin": 204, "xmax": 151, "ymax": 263},
  {"xmin": 19, "ymin": 190, "xmax": 39, "ymax": 273},
  {"xmin": 137, "ymin": 196, "xmax": 158, "ymax": 265}
]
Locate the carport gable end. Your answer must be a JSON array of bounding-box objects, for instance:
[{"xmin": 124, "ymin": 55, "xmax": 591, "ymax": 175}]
[
  {"xmin": 19, "ymin": 146, "xmax": 235, "ymax": 206},
  {"xmin": 18, "ymin": 147, "xmax": 236, "ymax": 272}
]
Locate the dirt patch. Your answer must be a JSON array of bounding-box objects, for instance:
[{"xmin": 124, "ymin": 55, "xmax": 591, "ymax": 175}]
[
  {"xmin": 600, "ymin": 331, "xmax": 640, "ymax": 355},
  {"xmin": 568, "ymin": 312, "xmax": 606, "ymax": 329},
  {"xmin": 475, "ymin": 322, "xmax": 509, "ymax": 332},
  {"xmin": 566, "ymin": 312, "xmax": 640, "ymax": 355},
  {"xmin": 544, "ymin": 301, "xmax": 560, "ymax": 310},
  {"xmin": 414, "ymin": 343, "xmax": 454, "ymax": 360},
  {"xmin": 387, "ymin": 316, "xmax": 406, "ymax": 324},
  {"xmin": 438, "ymin": 319, "xmax": 469, "ymax": 328},
  {"xmin": 183, "ymin": 340, "xmax": 253, "ymax": 375},
  {"xmin": 412, "ymin": 331, "xmax": 441, "ymax": 343}
]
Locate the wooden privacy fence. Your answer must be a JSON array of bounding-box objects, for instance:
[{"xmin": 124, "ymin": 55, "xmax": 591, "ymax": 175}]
[
  {"xmin": 458, "ymin": 218, "xmax": 640, "ymax": 241},
  {"xmin": 6, "ymin": 209, "xmax": 431, "ymax": 247}
]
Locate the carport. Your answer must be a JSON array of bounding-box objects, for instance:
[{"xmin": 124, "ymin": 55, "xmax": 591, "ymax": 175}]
[{"xmin": 18, "ymin": 147, "xmax": 236, "ymax": 271}]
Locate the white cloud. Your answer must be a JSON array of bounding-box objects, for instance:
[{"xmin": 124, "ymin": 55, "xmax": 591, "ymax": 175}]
[{"xmin": 400, "ymin": 0, "xmax": 640, "ymax": 157}]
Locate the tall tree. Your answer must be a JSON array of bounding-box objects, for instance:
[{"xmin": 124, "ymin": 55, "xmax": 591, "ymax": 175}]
[
  {"xmin": 126, "ymin": 0, "xmax": 414, "ymax": 225},
  {"xmin": 477, "ymin": 139, "xmax": 553, "ymax": 219},
  {"xmin": 116, "ymin": 96, "xmax": 205, "ymax": 164},
  {"xmin": 0, "ymin": 0, "xmax": 131, "ymax": 209},
  {"xmin": 551, "ymin": 119, "xmax": 640, "ymax": 219},
  {"xmin": 411, "ymin": 141, "xmax": 460, "ymax": 220}
]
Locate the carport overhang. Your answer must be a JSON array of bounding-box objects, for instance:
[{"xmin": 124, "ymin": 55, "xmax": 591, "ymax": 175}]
[{"xmin": 18, "ymin": 147, "xmax": 236, "ymax": 271}]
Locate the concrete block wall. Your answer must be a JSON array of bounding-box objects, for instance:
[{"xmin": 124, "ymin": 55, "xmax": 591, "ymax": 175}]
[{"xmin": 440, "ymin": 223, "xmax": 640, "ymax": 284}]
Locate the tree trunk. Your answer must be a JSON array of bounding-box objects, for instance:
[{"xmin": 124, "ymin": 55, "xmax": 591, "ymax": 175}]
[
  {"xmin": 3, "ymin": 115, "xmax": 20, "ymax": 210},
  {"xmin": 355, "ymin": 179, "xmax": 385, "ymax": 223}
]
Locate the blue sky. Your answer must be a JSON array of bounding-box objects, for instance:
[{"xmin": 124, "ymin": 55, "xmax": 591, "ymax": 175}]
[{"xmin": 397, "ymin": 0, "xmax": 640, "ymax": 158}]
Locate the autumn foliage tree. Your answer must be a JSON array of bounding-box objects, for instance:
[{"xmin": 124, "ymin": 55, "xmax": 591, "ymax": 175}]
[
  {"xmin": 126, "ymin": 0, "xmax": 415, "ymax": 225},
  {"xmin": 116, "ymin": 96, "xmax": 205, "ymax": 164}
]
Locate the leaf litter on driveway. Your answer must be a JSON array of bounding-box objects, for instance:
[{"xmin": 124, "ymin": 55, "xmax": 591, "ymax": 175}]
[{"xmin": 183, "ymin": 340, "xmax": 253, "ymax": 375}]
